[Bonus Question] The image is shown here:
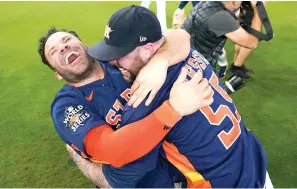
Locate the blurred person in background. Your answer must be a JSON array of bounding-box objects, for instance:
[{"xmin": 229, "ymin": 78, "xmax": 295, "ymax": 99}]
[
  {"xmin": 141, "ymin": 0, "xmax": 167, "ymax": 32},
  {"xmin": 182, "ymin": 1, "xmax": 262, "ymax": 79}
]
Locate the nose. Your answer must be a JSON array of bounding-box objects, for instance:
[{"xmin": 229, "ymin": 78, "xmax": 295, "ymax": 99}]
[
  {"xmin": 109, "ymin": 60, "xmax": 122, "ymax": 68},
  {"xmin": 60, "ymin": 44, "xmax": 70, "ymax": 53},
  {"xmin": 109, "ymin": 60, "xmax": 117, "ymax": 66}
]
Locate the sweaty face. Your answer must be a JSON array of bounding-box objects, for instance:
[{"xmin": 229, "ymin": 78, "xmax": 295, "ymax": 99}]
[
  {"xmin": 45, "ymin": 32, "xmax": 94, "ymax": 83},
  {"xmin": 115, "ymin": 47, "xmax": 146, "ymax": 76}
]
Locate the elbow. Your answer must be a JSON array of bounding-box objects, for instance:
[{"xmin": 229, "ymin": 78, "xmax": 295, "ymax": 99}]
[
  {"xmin": 109, "ymin": 155, "xmax": 126, "ymax": 168},
  {"xmin": 91, "ymin": 152, "xmax": 125, "ymax": 168},
  {"xmin": 111, "ymin": 162, "xmax": 125, "ymax": 168},
  {"xmin": 178, "ymin": 29, "xmax": 191, "ymax": 55},
  {"xmin": 178, "ymin": 29, "xmax": 191, "ymax": 46},
  {"xmin": 106, "ymin": 149, "xmax": 126, "ymax": 168},
  {"xmin": 178, "ymin": 28, "xmax": 190, "ymax": 41}
]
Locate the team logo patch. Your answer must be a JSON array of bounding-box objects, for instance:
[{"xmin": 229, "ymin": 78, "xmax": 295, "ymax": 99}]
[
  {"xmin": 63, "ymin": 105, "xmax": 90, "ymax": 132},
  {"xmin": 104, "ymin": 25, "xmax": 113, "ymax": 39}
]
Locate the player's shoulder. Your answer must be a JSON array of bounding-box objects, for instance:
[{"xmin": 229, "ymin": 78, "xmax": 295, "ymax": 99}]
[
  {"xmin": 51, "ymin": 85, "xmax": 85, "ymax": 112},
  {"xmin": 167, "ymin": 49, "xmax": 211, "ymax": 76},
  {"xmin": 53, "ymin": 84, "xmax": 80, "ymax": 100},
  {"xmin": 99, "ymin": 60, "xmax": 121, "ymax": 76},
  {"xmin": 55, "ymin": 84, "xmax": 76, "ymax": 96},
  {"xmin": 173, "ymin": 49, "xmax": 204, "ymax": 66}
]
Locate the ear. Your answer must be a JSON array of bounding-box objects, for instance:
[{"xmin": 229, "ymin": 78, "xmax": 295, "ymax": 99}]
[
  {"xmin": 55, "ymin": 72, "xmax": 63, "ymax": 80},
  {"xmin": 143, "ymin": 43, "xmax": 154, "ymax": 57}
]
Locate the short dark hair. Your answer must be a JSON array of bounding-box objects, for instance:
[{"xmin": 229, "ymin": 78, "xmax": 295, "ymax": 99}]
[{"xmin": 37, "ymin": 26, "xmax": 81, "ymax": 70}]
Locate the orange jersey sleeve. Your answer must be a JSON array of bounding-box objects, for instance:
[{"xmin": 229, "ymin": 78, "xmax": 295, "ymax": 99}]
[{"xmin": 84, "ymin": 100, "xmax": 181, "ymax": 167}]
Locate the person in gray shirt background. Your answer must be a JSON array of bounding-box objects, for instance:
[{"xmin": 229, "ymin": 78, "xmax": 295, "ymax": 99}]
[{"xmin": 182, "ymin": 1, "xmax": 262, "ymax": 79}]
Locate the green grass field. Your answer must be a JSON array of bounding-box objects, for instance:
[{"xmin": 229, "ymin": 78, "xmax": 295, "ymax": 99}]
[{"xmin": 0, "ymin": 1, "xmax": 296, "ymax": 187}]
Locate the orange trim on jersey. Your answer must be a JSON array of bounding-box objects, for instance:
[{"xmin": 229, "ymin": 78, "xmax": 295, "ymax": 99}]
[
  {"xmin": 113, "ymin": 99, "xmax": 124, "ymax": 111},
  {"xmin": 162, "ymin": 141, "xmax": 212, "ymax": 188},
  {"xmin": 200, "ymin": 105, "xmax": 241, "ymax": 150},
  {"xmin": 71, "ymin": 144, "xmax": 89, "ymax": 159},
  {"xmin": 120, "ymin": 88, "xmax": 132, "ymax": 102},
  {"xmin": 188, "ymin": 58, "xmax": 199, "ymax": 69},
  {"xmin": 106, "ymin": 109, "xmax": 122, "ymax": 125},
  {"xmin": 70, "ymin": 144, "xmax": 108, "ymax": 164},
  {"xmin": 89, "ymin": 158, "xmax": 108, "ymax": 164}
]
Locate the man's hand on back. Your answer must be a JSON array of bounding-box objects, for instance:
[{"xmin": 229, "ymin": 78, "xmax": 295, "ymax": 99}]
[{"xmin": 169, "ymin": 68, "xmax": 214, "ymax": 116}]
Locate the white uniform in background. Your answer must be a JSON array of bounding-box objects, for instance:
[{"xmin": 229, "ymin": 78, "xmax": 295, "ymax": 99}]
[
  {"xmin": 217, "ymin": 48, "xmax": 229, "ymax": 78},
  {"xmin": 141, "ymin": 0, "xmax": 167, "ymax": 32}
]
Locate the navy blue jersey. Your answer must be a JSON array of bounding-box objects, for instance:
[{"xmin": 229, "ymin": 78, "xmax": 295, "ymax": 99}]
[
  {"xmin": 51, "ymin": 61, "xmax": 176, "ymax": 187},
  {"xmin": 51, "ymin": 62, "xmax": 131, "ymax": 155},
  {"xmin": 103, "ymin": 49, "xmax": 267, "ymax": 188},
  {"xmin": 103, "ymin": 144, "xmax": 186, "ymax": 188}
]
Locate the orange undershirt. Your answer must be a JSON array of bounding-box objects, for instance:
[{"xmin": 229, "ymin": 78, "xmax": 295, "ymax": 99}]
[{"xmin": 84, "ymin": 100, "xmax": 182, "ymax": 167}]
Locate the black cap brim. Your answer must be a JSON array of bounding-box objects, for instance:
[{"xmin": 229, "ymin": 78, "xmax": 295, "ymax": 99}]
[{"xmin": 88, "ymin": 41, "xmax": 136, "ymax": 61}]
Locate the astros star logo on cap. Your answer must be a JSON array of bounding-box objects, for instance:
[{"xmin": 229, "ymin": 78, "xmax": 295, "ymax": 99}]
[{"xmin": 104, "ymin": 25, "xmax": 113, "ymax": 39}]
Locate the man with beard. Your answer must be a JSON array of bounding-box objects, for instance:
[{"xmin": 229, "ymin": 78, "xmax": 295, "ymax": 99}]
[
  {"xmin": 78, "ymin": 5, "xmax": 272, "ymax": 188},
  {"xmin": 38, "ymin": 8, "xmax": 213, "ymax": 187}
]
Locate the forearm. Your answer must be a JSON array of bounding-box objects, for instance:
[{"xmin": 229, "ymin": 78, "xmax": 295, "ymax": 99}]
[
  {"xmin": 251, "ymin": 6, "xmax": 262, "ymax": 32},
  {"xmin": 85, "ymin": 100, "xmax": 181, "ymax": 167},
  {"xmin": 149, "ymin": 29, "xmax": 190, "ymax": 67},
  {"xmin": 164, "ymin": 29, "xmax": 190, "ymax": 66},
  {"xmin": 66, "ymin": 145, "xmax": 111, "ymax": 188},
  {"xmin": 246, "ymin": 7, "xmax": 262, "ymax": 47}
]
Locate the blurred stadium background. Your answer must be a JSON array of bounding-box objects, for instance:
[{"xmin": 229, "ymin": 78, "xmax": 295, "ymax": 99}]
[{"xmin": 0, "ymin": 1, "xmax": 296, "ymax": 187}]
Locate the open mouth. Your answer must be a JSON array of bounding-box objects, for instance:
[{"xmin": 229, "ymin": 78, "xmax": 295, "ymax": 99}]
[{"xmin": 65, "ymin": 51, "xmax": 79, "ymax": 65}]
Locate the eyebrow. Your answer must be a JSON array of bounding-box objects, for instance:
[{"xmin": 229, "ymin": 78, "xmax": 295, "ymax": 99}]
[
  {"xmin": 62, "ymin": 35, "xmax": 71, "ymax": 42},
  {"xmin": 48, "ymin": 46, "xmax": 55, "ymax": 55},
  {"xmin": 62, "ymin": 36, "xmax": 67, "ymax": 42},
  {"xmin": 47, "ymin": 35, "xmax": 70, "ymax": 55}
]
